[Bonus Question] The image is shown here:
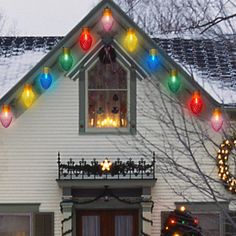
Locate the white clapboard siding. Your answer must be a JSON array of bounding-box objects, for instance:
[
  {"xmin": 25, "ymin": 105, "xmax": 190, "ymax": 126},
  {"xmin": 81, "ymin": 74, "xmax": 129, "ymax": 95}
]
[{"xmin": 0, "ymin": 75, "xmax": 233, "ymax": 236}]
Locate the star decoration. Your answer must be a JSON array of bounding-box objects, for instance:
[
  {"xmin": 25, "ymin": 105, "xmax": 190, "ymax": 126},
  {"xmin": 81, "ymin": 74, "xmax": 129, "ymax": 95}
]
[{"xmin": 100, "ymin": 158, "xmax": 112, "ymax": 171}]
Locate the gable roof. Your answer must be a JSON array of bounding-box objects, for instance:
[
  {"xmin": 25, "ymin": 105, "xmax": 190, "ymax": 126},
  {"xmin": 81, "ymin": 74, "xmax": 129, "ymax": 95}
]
[{"xmin": 0, "ymin": 0, "xmax": 235, "ymax": 110}]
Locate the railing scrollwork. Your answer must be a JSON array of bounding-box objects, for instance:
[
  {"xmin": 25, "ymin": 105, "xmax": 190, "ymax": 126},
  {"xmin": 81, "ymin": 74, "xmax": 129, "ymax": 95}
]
[{"xmin": 57, "ymin": 152, "xmax": 156, "ymax": 180}]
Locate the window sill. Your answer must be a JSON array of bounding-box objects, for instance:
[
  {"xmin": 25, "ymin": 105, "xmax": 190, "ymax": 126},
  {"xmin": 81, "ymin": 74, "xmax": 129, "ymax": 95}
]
[{"xmin": 80, "ymin": 127, "xmax": 134, "ymax": 135}]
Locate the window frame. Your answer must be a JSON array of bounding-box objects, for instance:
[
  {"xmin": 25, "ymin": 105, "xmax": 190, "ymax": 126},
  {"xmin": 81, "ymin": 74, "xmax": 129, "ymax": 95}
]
[
  {"xmin": 79, "ymin": 55, "xmax": 137, "ymax": 135},
  {"xmin": 192, "ymin": 211, "xmax": 222, "ymax": 236},
  {"xmin": 161, "ymin": 210, "xmax": 222, "ymax": 236}
]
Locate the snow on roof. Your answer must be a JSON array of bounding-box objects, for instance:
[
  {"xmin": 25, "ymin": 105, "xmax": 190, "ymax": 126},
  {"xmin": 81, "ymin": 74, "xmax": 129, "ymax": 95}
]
[
  {"xmin": 0, "ymin": 37, "xmax": 61, "ymax": 99},
  {"xmin": 0, "ymin": 36, "xmax": 235, "ymax": 105},
  {"xmin": 155, "ymin": 37, "xmax": 236, "ymax": 105}
]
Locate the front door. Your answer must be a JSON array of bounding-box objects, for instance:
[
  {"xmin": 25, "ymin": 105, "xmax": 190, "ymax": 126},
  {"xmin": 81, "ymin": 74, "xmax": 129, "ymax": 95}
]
[{"xmin": 76, "ymin": 209, "xmax": 139, "ymax": 236}]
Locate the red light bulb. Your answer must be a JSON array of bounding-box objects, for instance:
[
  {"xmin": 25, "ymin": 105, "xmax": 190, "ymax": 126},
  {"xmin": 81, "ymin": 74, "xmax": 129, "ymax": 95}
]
[
  {"xmin": 190, "ymin": 91, "xmax": 203, "ymax": 115},
  {"xmin": 170, "ymin": 218, "xmax": 176, "ymax": 225},
  {"xmin": 194, "ymin": 218, "xmax": 199, "ymax": 225},
  {"xmin": 211, "ymin": 108, "xmax": 223, "ymax": 132},
  {"xmin": 79, "ymin": 27, "xmax": 92, "ymax": 51}
]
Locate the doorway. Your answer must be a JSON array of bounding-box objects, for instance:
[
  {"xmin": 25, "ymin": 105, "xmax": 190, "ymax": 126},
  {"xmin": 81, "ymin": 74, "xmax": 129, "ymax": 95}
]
[{"xmin": 76, "ymin": 209, "xmax": 139, "ymax": 236}]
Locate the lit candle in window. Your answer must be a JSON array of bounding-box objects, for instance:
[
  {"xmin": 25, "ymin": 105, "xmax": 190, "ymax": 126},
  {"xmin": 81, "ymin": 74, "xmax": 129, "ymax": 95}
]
[
  {"xmin": 90, "ymin": 118, "xmax": 94, "ymax": 127},
  {"xmin": 121, "ymin": 118, "xmax": 125, "ymax": 127}
]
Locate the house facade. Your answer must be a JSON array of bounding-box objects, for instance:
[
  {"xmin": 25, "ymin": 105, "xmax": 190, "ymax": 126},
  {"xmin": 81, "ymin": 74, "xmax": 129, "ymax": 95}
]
[{"xmin": 0, "ymin": 0, "xmax": 236, "ymax": 236}]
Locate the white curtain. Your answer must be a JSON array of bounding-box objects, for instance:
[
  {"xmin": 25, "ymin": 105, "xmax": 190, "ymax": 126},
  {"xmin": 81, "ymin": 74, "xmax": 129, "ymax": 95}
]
[
  {"xmin": 0, "ymin": 215, "xmax": 30, "ymax": 236},
  {"xmin": 82, "ymin": 216, "xmax": 100, "ymax": 236},
  {"xmin": 115, "ymin": 215, "xmax": 133, "ymax": 236}
]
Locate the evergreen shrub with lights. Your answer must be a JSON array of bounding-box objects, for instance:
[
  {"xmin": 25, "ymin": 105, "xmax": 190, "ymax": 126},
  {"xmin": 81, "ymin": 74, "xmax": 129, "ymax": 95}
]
[{"xmin": 161, "ymin": 206, "xmax": 203, "ymax": 236}]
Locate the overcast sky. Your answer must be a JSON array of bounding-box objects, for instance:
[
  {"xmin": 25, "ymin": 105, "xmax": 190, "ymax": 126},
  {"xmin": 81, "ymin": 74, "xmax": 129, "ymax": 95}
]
[{"xmin": 0, "ymin": 0, "xmax": 100, "ymax": 36}]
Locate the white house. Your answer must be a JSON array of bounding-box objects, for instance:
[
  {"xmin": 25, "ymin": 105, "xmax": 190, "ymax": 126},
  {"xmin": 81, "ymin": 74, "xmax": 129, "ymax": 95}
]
[{"xmin": 0, "ymin": 0, "xmax": 236, "ymax": 235}]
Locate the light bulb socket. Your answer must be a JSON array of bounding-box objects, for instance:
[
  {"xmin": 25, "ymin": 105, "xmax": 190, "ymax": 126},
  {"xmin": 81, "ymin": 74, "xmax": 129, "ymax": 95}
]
[
  {"xmin": 213, "ymin": 107, "xmax": 221, "ymax": 114},
  {"xmin": 82, "ymin": 27, "xmax": 90, "ymax": 33},
  {"xmin": 103, "ymin": 7, "xmax": 112, "ymax": 16},
  {"xmin": 171, "ymin": 69, "xmax": 178, "ymax": 77},
  {"xmin": 193, "ymin": 90, "xmax": 200, "ymax": 97},
  {"xmin": 127, "ymin": 28, "xmax": 135, "ymax": 34},
  {"xmin": 63, "ymin": 47, "xmax": 70, "ymax": 54},
  {"xmin": 43, "ymin": 67, "xmax": 50, "ymax": 74},
  {"xmin": 24, "ymin": 84, "xmax": 32, "ymax": 90},
  {"xmin": 2, "ymin": 104, "xmax": 10, "ymax": 112},
  {"xmin": 149, "ymin": 48, "xmax": 157, "ymax": 56}
]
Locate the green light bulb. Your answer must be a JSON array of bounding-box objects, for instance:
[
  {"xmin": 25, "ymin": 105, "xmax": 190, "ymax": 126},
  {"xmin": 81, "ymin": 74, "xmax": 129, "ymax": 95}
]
[
  {"xmin": 168, "ymin": 69, "xmax": 181, "ymax": 93},
  {"xmin": 59, "ymin": 48, "xmax": 73, "ymax": 71}
]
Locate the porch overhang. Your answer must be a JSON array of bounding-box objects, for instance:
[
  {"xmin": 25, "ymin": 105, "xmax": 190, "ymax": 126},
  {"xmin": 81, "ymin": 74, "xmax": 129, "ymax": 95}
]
[{"xmin": 56, "ymin": 178, "xmax": 156, "ymax": 189}]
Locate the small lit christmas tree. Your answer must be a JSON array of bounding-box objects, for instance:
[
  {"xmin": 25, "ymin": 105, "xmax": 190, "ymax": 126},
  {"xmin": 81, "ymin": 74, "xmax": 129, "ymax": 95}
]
[{"xmin": 161, "ymin": 206, "xmax": 203, "ymax": 236}]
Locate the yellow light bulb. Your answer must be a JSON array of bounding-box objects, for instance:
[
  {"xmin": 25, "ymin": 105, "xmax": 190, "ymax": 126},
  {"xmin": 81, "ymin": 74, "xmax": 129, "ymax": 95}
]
[
  {"xmin": 180, "ymin": 206, "xmax": 186, "ymax": 212},
  {"xmin": 173, "ymin": 233, "xmax": 180, "ymax": 236},
  {"xmin": 21, "ymin": 84, "xmax": 35, "ymax": 107},
  {"xmin": 124, "ymin": 28, "xmax": 138, "ymax": 52}
]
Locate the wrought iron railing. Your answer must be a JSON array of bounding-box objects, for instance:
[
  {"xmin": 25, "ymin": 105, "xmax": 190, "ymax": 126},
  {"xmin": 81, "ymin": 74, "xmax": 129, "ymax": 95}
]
[{"xmin": 57, "ymin": 152, "xmax": 156, "ymax": 180}]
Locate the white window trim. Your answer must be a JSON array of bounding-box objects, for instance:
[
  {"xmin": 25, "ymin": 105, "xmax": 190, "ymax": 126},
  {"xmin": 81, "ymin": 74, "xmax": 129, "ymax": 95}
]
[{"xmin": 85, "ymin": 58, "xmax": 131, "ymax": 134}]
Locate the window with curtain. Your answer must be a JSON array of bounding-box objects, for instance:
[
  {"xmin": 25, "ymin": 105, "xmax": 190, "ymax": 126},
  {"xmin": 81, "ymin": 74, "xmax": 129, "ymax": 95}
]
[
  {"xmin": 82, "ymin": 215, "xmax": 100, "ymax": 236},
  {"xmin": 0, "ymin": 214, "xmax": 31, "ymax": 236},
  {"xmin": 193, "ymin": 213, "xmax": 220, "ymax": 236},
  {"xmin": 87, "ymin": 61, "xmax": 128, "ymax": 130},
  {"xmin": 115, "ymin": 215, "xmax": 133, "ymax": 236}
]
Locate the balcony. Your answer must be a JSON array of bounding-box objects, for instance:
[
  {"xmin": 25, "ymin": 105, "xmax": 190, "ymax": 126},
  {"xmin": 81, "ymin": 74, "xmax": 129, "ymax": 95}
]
[{"xmin": 56, "ymin": 152, "xmax": 156, "ymax": 188}]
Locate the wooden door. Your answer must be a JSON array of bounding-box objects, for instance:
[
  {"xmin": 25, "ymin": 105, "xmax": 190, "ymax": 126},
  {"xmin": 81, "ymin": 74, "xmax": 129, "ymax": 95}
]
[{"xmin": 76, "ymin": 209, "xmax": 139, "ymax": 236}]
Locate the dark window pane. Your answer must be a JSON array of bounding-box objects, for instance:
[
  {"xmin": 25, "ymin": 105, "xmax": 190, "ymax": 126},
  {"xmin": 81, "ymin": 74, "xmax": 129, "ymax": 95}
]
[
  {"xmin": 0, "ymin": 215, "xmax": 30, "ymax": 236},
  {"xmin": 194, "ymin": 213, "xmax": 220, "ymax": 236},
  {"xmin": 88, "ymin": 62, "xmax": 127, "ymax": 90}
]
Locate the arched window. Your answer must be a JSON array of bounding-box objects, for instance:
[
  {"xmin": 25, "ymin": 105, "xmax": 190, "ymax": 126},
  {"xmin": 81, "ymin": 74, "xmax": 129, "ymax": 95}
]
[
  {"xmin": 87, "ymin": 60, "xmax": 128, "ymax": 130},
  {"xmin": 78, "ymin": 57, "xmax": 136, "ymax": 134}
]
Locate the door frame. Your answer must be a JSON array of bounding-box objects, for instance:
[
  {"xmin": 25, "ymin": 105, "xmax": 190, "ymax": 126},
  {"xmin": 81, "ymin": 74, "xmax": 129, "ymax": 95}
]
[
  {"xmin": 76, "ymin": 209, "xmax": 139, "ymax": 236},
  {"xmin": 73, "ymin": 198, "xmax": 142, "ymax": 236}
]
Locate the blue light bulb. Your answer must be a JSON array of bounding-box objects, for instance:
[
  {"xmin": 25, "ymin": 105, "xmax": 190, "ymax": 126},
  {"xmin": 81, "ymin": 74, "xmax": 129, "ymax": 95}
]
[
  {"xmin": 147, "ymin": 49, "xmax": 159, "ymax": 71},
  {"xmin": 40, "ymin": 67, "xmax": 52, "ymax": 89}
]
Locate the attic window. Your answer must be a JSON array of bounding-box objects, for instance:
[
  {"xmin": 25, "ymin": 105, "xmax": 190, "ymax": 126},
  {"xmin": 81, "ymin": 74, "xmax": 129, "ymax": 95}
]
[{"xmin": 86, "ymin": 60, "xmax": 129, "ymax": 132}]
